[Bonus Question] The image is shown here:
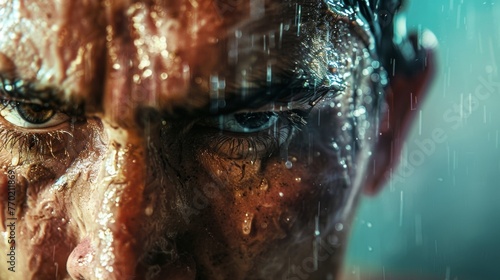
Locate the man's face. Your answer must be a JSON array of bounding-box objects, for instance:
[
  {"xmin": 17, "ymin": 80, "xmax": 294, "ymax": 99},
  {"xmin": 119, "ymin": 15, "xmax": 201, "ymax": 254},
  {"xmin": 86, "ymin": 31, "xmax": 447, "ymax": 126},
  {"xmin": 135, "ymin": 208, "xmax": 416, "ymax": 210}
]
[{"xmin": 0, "ymin": 1, "xmax": 382, "ymax": 279}]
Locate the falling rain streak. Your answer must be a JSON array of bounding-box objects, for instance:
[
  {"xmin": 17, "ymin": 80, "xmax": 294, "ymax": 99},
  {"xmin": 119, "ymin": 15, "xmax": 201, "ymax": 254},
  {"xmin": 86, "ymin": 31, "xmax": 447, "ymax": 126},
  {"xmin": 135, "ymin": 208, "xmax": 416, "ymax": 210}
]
[{"xmin": 346, "ymin": 1, "xmax": 500, "ymax": 279}]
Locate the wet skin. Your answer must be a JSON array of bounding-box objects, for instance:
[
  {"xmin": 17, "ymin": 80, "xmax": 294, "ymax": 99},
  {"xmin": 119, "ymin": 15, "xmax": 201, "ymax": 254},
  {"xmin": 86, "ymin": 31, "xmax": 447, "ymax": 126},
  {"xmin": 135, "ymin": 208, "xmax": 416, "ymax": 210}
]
[{"xmin": 0, "ymin": 1, "xmax": 388, "ymax": 279}]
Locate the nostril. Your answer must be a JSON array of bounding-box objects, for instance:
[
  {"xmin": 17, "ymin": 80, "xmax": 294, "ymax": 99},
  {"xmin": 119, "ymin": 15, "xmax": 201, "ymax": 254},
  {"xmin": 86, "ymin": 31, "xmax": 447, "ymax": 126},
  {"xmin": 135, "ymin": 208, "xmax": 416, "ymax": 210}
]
[{"xmin": 66, "ymin": 237, "xmax": 94, "ymax": 280}]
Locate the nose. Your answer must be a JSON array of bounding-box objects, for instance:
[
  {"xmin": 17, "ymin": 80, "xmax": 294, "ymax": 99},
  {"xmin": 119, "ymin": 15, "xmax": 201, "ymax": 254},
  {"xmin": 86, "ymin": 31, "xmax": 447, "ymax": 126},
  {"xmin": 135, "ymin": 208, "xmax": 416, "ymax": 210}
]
[
  {"xmin": 66, "ymin": 124, "xmax": 149, "ymax": 280},
  {"xmin": 67, "ymin": 238, "xmax": 94, "ymax": 279}
]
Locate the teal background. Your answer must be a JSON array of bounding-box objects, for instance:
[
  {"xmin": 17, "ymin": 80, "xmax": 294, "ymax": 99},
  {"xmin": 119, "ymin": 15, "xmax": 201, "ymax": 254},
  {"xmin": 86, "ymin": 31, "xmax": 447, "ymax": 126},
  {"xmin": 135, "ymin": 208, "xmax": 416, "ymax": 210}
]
[{"xmin": 345, "ymin": 0, "xmax": 500, "ymax": 279}]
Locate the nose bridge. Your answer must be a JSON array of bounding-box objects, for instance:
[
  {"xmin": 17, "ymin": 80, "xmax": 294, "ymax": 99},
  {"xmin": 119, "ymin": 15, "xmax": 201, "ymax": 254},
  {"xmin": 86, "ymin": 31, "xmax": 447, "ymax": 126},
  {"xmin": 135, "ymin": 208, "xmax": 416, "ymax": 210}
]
[
  {"xmin": 98, "ymin": 125, "xmax": 148, "ymax": 277},
  {"xmin": 102, "ymin": 2, "xmax": 164, "ymax": 128},
  {"xmin": 101, "ymin": 1, "xmax": 214, "ymax": 126},
  {"xmin": 67, "ymin": 124, "xmax": 149, "ymax": 280}
]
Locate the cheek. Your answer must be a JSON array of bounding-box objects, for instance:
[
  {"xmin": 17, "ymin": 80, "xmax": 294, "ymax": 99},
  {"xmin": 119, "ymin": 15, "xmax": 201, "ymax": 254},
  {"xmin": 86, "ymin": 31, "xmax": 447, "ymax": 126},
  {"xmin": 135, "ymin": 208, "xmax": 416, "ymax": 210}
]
[
  {"xmin": 0, "ymin": 122, "xmax": 102, "ymax": 277},
  {"xmin": 4, "ymin": 175, "xmax": 75, "ymax": 277},
  {"xmin": 189, "ymin": 142, "xmax": 340, "ymax": 274},
  {"xmin": 180, "ymin": 98, "xmax": 369, "ymax": 274},
  {"xmin": 202, "ymin": 154, "xmax": 318, "ymax": 236}
]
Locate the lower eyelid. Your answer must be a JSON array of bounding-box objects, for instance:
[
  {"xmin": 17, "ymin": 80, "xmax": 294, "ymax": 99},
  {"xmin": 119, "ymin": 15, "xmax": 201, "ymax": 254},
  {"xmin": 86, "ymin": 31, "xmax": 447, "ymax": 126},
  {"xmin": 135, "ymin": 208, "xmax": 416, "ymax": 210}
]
[
  {"xmin": 0, "ymin": 128, "xmax": 73, "ymax": 157},
  {"xmin": 195, "ymin": 125, "xmax": 294, "ymax": 160},
  {"xmin": 210, "ymin": 134, "xmax": 278, "ymax": 160},
  {"xmin": 0, "ymin": 116, "xmax": 89, "ymax": 159}
]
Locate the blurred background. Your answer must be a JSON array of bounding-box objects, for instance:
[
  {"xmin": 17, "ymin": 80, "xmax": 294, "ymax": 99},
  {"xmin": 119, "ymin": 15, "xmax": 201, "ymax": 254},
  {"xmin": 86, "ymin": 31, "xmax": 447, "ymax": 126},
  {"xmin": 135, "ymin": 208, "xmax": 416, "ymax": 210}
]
[{"xmin": 344, "ymin": 0, "xmax": 500, "ymax": 279}]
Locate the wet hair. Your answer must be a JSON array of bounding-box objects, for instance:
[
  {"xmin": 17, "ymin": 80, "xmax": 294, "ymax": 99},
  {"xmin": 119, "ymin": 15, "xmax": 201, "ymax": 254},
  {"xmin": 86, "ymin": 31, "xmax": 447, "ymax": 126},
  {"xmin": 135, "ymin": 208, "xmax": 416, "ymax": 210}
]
[{"xmin": 347, "ymin": 0, "xmax": 427, "ymax": 77}]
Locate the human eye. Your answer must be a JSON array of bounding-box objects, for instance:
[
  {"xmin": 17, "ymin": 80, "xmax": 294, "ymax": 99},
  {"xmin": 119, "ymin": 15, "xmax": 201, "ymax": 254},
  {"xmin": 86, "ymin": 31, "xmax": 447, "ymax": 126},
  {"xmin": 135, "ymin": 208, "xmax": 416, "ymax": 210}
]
[
  {"xmin": 0, "ymin": 76, "xmax": 83, "ymax": 159},
  {"xmin": 208, "ymin": 111, "xmax": 279, "ymax": 133},
  {"xmin": 0, "ymin": 100, "xmax": 69, "ymax": 129},
  {"xmin": 198, "ymin": 109, "xmax": 308, "ymax": 160}
]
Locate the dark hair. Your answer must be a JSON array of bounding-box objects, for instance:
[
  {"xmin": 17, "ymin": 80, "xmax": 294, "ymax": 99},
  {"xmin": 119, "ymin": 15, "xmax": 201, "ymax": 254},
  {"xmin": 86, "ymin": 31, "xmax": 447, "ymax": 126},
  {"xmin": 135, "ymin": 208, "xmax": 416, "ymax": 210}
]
[{"xmin": 348, "ymin": 0, "xmax": 427, "ymax": 77}]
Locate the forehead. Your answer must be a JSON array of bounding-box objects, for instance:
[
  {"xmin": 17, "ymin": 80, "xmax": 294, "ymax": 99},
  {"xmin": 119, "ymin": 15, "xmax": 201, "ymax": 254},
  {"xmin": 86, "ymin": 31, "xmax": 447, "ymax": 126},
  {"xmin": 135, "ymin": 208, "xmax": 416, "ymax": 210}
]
[{"xmin": 0, "ymin": 0, "xmax": 364, "ymax": 119}]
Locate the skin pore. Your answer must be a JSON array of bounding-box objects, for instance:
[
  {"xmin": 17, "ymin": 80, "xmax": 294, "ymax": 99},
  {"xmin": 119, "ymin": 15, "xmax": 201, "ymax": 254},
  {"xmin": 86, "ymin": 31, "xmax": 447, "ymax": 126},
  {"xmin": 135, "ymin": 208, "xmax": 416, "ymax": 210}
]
[{"xmin": 0, "ymin": 0, "xmax": 433, "ymax": 279}]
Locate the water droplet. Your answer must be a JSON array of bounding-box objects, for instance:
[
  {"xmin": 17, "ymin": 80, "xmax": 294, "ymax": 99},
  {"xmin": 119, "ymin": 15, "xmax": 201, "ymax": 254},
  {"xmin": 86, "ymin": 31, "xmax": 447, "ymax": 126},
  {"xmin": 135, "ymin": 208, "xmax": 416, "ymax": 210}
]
[
  {"xmin": 279, "ymin": 212, "xmax": 297, "ymax": 230},
  {"xmin": 295, "ymin": 177, "xmax": 302, "ymax": 183},
  {"xmin": 285, "ymin": 161, "xmax": 293, "ymax": 169},
  {"xmin": 11, "ymin": 154, "xmax": 19, "ymax": 166},
  {"xmin": 368, "ymin": 246, "xmax": 373, "ymax": 252},
  {"xmin": 259, "ymin": 178, "xmax": 269, "ymax": 191},
  {"xmin": 367, "ymin": 222, "xmax": 372, "ymax": 228},
  {"xmin": 278, "ymin": 192, "xmax": 284, "ymax": 197},
  {"xmin": 143, "ymin": 69, "xmax": 153, "ymax": 78},
  {"xmin": 145, "ymin": 205, "xmax": 154, "ymax": 216},
  {"xmin": 353, "ymin": 106, "xmax": 367, "ymax": 117},
  {"xmin": 332, "ymin": 142, "xmax": 339, "ymax": 150},
  {"xmin": 242, "ymin": 212, "xmax": 254, "ymax": 235},
  {"xmin": 335, "ymin": 223, "xmax": 344, "ymax": 232}
]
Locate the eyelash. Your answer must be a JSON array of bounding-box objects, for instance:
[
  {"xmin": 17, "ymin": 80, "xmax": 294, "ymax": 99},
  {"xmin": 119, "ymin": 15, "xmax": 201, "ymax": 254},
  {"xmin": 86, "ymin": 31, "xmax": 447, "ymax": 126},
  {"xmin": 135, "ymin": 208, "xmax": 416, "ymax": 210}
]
[
  {"xmin": 0, "ymin": 100, "xmax": 73, "ymax": 159},
  {"xmin": 1, "ymin": 99, "xmax": 15, "ymax": 109},
  {"xmin": 201, "ymin": 110, "xmax": 308, "ymax": 160},
  {"xmin": 0, "ymin": 129, "xmax": 59, "ymax": 160}
]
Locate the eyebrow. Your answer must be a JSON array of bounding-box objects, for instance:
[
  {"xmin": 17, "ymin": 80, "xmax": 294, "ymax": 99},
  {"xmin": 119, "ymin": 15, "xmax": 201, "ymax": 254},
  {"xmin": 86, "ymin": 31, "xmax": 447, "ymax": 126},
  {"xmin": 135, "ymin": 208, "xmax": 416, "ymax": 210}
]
[
  {"xmin": 0, "ymin": 52, "xmax": 340, "ymax": 121},
  {"xmin": 212, "ymin": 69, "xmax": 341, "ymax": 115},
  {"xmin": 0, "ymin": 74, "xmax": 84, "ymax": 115},
  {"xmin": 195, "ymin": 12, "xmax": 337, "ymax": 115}
]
